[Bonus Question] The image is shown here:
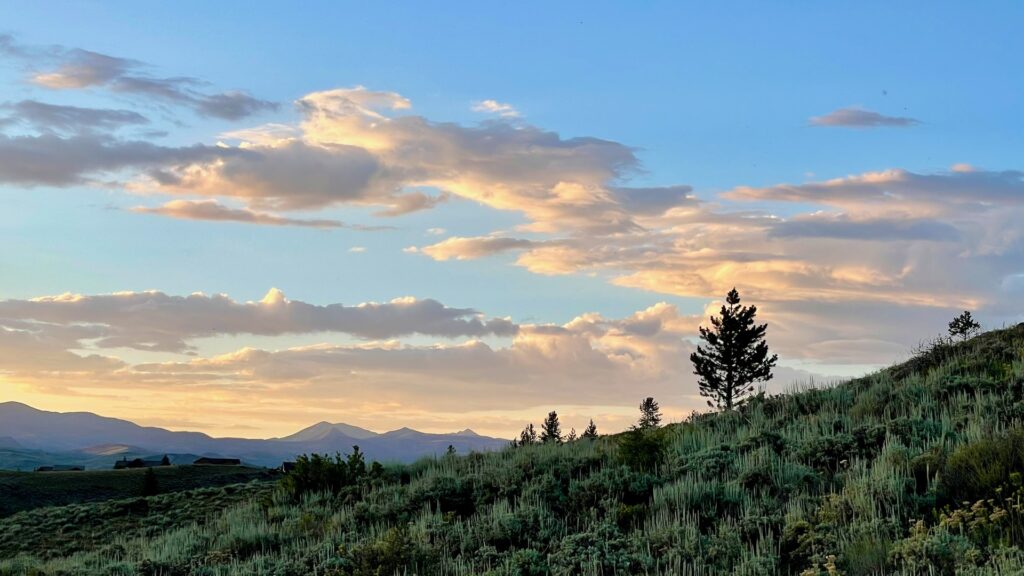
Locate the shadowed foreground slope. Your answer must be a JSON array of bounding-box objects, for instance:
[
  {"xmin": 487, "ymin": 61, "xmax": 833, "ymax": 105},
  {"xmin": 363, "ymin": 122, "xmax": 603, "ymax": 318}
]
[
  {"xmin": 0, "ymin": 465, "xmax": 275, "ymax": 517},
  {"xmin": 2, "ymin": 324, "xmax": 1024, "ymax": 575}
]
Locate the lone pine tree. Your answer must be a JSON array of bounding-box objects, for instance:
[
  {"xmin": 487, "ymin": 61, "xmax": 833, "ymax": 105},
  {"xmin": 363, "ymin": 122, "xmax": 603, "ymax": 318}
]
[
  {"xmin": 582, "ymin": 419, "xmax": 598, "ymax": 439},
  {"xmin": 948, "ymin": 310, "xmax": 981, "ymax": 342},
  {"xmin": 540, "ymin": 411, "xmax": 562, "ymax": 443},
  {"xmin": 637, "ymin": 397, "xmax": 662, "ymax": 430},
  {"xmin": 691, "ymin": 288, "xmax": 778, "ymax": 410}
]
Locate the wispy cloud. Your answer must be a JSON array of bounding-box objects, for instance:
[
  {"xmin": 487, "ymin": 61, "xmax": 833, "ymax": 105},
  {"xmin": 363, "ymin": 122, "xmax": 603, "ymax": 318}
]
[
  {"xmin": 472, "ymin": 99, "xmax": 519, "ymax": 117},
  {"xmin": 131, "ymin": 200, "xmax": 352, "ymax": 229},
  {"xmin": 810, "ymin": 106, "xmax": 919, "ymax": 128},
  {"xmin": 0, "ymin": 288, "xmax": 518, "ymax": 353},
  {"xmin": 2, "ymin": 36, "xmax": 276, "ymax": 120},
  {"xmin": 2, "ymin": 100, "xmax": 148, "ymax": 133}
]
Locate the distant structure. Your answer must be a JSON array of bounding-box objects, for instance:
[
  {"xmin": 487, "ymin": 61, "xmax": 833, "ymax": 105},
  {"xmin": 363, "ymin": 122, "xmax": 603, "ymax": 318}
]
[
  {"xmin": 34, "ymin": 465, "xmax": 84, "ymax": 472},
  {"xmin": 113, "ymin": 457, "xmax": 168, "ymax": 470},
  {"xmin": 193, "ymin": 457, "xmax": 241, "ymax": 466}
]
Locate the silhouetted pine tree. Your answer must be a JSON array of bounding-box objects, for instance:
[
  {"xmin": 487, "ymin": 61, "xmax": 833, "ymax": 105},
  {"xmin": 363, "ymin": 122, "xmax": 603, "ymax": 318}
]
[
  {"xmin": 582, "ymin": 419, "xmax": 598, "ymax": 439},
  {"xmin": 566, "ymin": 428, "xmax": 577, "ymax": 442},
  {"xmin": 691, "ymin": 288, "xmax": 778, "ymax": 410},
  {"xmin": 445, "ymin": 444, "xmax": 456, "ymax": 456},
  {"xmin": 540, "ymin": 411, "xmax": 562, "ymax": 444},
  {"xmin": 347, "ymin": 446, "xmax": 366, "ymax": 478},
  {"xmin": 948, "ymin": 310, "xmax": 981, "ymax": 342},
  {"xmin": 160, "ymin": 454, "xmax": 170, "ymax": 466},
  {"xmin": 638, "ymin": 397, "xmax": 662, "ymax": 430},
  {"xmin": 518, "ymin": 423, "xmax": 538, "ymax": 446}
]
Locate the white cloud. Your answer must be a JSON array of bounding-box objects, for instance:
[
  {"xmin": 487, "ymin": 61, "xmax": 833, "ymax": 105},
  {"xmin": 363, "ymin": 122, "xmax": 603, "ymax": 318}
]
[{"xmin": 472, "ymin": 99, "xmax": 520, "ymax": 117}]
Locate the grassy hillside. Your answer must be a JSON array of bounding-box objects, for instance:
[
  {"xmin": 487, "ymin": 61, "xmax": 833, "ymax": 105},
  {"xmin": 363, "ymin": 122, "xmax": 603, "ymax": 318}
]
[
  {"xmin": 0, "ymin": 465, "xmax": 276, "ymax": 517},
  {"xmin": 1, "ymin": 324, "xmax": 1023, "ymax": 575}
]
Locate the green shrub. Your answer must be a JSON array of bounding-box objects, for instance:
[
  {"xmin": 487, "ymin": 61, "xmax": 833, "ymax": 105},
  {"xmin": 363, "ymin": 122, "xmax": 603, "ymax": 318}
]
[
  {"xmin": 617, "ymin": 427, "xmax": 668, "ymax": 472},
  {"xmin": 939, "ymin": 430, "xmax": 1024, "ymax": 506}
]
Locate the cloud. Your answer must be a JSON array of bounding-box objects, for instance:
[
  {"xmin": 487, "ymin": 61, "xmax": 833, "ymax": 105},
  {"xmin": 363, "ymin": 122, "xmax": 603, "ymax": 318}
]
[
  {"xmin": 809, "ymin": 106, "xmax": 919, "ymax": 128},
  {"xmin": 0, "ymin": 132, "xmax": 226, "ymax": 187},
  {"xmin": 2, "ymin": 100, "xmax": 148, "ymax": 133},
  {"xmin": 131, "ymin": 200, "xmax": 351, "ymax": 229},
  {"xmin": 30, "ymin": 48, "xmax": 137, "ymax": 89},
  {"xmin": 110, "ymin": 77, "xmax": 277, "ymax": 120},
  {"xmin": 0, "ymin": 49, "xmax": 1020, "ymax": 373},
  {"xmin": 0, "ymin": 289, "xmax": 519, "ymax": 353},
  {"xmin": 2, "ymin": 36, "xmax": 275, "ymax": 120},
  {"xmin": 142, "ymin": 87, "xmax": 691, "ymax": 231},
  {"xmin": 415, "ymin": 236, "xmax": 539, "ymax": 260},
  {"xmin": 726, "ymin": 167, "xmax": 1024, "ymax": 216},
  {"xmin": 410, "ymin": 164, "xmax": 1024, "ymax": 363},
  {"xmin": 769, "ymin": 213, "xmax": 960, "ymax": 242},
  {"xmin": 8, "ymin": 295, "xmax": 808, "ymax": 426},
  {"xmin": 472, "ymin": 99, "xmax": 520, "ymax": 118},
  {"xmin": 3, "ymin": 289, "xmax": 829, "ymax": 436}
]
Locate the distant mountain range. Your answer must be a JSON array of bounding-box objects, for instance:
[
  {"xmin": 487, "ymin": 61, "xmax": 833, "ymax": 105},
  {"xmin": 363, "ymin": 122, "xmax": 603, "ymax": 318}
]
[{"xmin": 0, "ymin": 402, "xmax": 509, "ymax": 470}]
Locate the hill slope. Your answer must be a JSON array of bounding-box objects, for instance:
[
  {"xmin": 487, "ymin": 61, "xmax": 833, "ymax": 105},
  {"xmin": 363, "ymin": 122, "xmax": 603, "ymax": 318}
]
[
  {"xmin": 0, "ymin": 465, "xmax": 275, "ymax": 517},
  {"xmin": 2, "ymin": 324, "xmax": 1023, "ymax": 575}
]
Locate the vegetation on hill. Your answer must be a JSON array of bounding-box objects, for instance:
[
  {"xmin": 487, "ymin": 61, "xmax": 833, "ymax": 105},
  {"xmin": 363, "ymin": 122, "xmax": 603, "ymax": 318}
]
[
  {"xmin": 0, "ymin": 465, "xmax": 275, "ymax": 517},
  {"xmin": 1, "ymin": 323, "xmax": 1023, "ymax": 575}
]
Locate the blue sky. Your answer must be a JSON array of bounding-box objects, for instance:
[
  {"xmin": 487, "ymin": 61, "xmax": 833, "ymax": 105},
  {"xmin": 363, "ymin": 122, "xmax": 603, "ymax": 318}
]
[{"xmin": 1, "ymin": 2, "xmax": 1022, "ymax": 437}]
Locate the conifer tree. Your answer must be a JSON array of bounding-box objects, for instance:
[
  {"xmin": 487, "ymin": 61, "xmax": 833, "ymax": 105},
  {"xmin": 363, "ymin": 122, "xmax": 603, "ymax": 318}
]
[
  {"xmin": 948, "ymin": 310, "xmax": 981, "ymax": 342},
  {"xmin": 540, "ymin": 411, "xmax": 562, "ymax": 444},
  {"xmin": 518, "ymin": 423, "xmax": 538, "ymax": 446},
  {"xmin": 638, "ymin": 397, "xmax": 662, "ymax": 430},
  {"xmin": 347, "ymin": 446, "xmax": 366, "ymax": 479},
  {"xmin": 566, "ymin": 428, "xmax": 577, "ymax": 442},
  {"xmin": 582, "ymin": 419, "xmax": 598, "ymax": 439},
  {"xmin": 445, "ymin": 444, "xmax": 456, "ymax": 456},
  {"xmin": 691, "ymin": 288, "xmax": 778, "ymax": 410}
]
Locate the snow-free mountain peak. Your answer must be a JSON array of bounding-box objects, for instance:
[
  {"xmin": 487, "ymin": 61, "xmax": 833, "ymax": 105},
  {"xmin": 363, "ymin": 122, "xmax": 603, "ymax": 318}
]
[{"xmin": 278, "ymin": 421, "xmax": 379, "ymax": 442}]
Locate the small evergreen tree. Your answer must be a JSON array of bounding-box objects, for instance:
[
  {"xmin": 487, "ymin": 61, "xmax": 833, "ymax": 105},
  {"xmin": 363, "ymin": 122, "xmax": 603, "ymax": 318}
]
[
  {"xmin": 141, "ymin": 467, "xmax": 160, "ymax": 496},
  {"xmin": 638, "ymin": 397, "xmax": 662, "ymax": 430},
  {"xmin": 347, "ymin": 445, "xmax": 366, "ymax": 479},
  {"xmin": 518, "ymin": 423, "xmax": 538, "ymax": 446},
  {"xmin": 948, "ymin": 310, "xmax": 981, "ymax": 342},
  {"xmin": 445, "ymin": 444, "xmax": 456, "ymax": 456},
  {"xmin": 582, "ymin": 419, "xmax": 598, "ymax": 439},
  {"xmin": 566, "ymin": 428, "xmax": 577, "ymax": 442},
  {"xmin": 540, "ymin": 411, "xmax": 562, "ymax": 444},
  {"xmin": 691, "ymin": 288, "xmax": 778, "ymax": 410},
  {"xmin": 160, "ymin": 454, "xmax": 170, "ymax": 466}
]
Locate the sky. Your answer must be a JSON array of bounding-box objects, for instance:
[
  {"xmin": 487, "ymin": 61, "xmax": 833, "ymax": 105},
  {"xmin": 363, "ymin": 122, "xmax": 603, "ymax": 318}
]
[{"xmin": 1, "ymin": 1, "xmax": 1022, "ymax": 439}]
